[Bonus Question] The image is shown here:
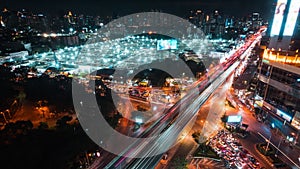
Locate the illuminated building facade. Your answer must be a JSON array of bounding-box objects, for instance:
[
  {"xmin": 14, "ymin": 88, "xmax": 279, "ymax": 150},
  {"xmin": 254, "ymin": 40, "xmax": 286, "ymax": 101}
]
[
  {"xmin": 269, "ymin": 0, "xmax": 300, "ymax": 50},
  {"xmin": 256, "ymin": 50, "xmax": 300, "ymax": 130},
  {"xmin": 255, "ymin": 0, "xmax": 300, "ymax": 143}
]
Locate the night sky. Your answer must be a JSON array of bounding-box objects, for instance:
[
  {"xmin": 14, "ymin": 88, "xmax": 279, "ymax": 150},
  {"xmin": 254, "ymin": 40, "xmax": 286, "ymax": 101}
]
[{"xmin": 1, "ymin": 0, "xmax": 274, "ymax": 19}]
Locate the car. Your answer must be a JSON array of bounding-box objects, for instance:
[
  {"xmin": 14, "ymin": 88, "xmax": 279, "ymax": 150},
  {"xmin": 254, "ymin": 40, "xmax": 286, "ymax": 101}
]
[
  {"xmin": 241, "ymin": 148, "xmax": 249, "ymax": 154},
  {"xmin": 246, "ymin": 153, "xmax": 254, "ymax": 159},
  {"xmin": 236, "ymin": 157, "xmax": 246, "ymax": 165},
  {"xmin": 231, "ymin": 150, "xmax": 237, "ymax": 156},
  {"xmin": 224, "ymin": 156, "xmax": 230, "ymax": 161},
  {"xmin": 162, "ymin": 153, "xmax": 168, "ymax": 160},
  {"xmin": 234, "ymin": 161, "xmax": 243, "ymax": 169},
  {"xmin": 236, "ymin": 142, "xmax": 243, "ymax": 148},
  {"xmin": 160, "ymin": 153, "xmax": 168, "ymax": 165},
  {"xmin": 238, "ymin": 152, "xmax": 248, "ymax": 161},
  {"xmin": 249, "ymin": 162, "xmax": 260, "ymax": 169},
  {"xmin": 249, "ymin": 157, "xmax": 260, "ymax": 167},
  {"xmin": 249, "ymin": 156, "xmax": 257, "ymax": 163},
  {"xmin": 231, "ymin": 144, "xmax": 239, "ymax": 151}
]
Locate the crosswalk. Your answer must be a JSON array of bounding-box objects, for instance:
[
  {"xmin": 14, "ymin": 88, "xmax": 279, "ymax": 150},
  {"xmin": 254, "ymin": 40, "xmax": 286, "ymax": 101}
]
[{"xmin": 190, "ymin": 158, "xmax": 225, "ymax": 169}]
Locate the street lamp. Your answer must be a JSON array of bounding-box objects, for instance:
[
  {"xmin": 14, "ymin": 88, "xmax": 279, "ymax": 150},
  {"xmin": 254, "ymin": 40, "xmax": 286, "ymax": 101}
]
[
  {"xmin": 69, "ymin": 28, "xmax": 74, "ymax": 33},
  {"xmin": 0, "ymin": 112, "xmax": 8, "ymax": 123},
  {"xmin": 166, "ymin": 95, "xmax": 171, "ymax": 103},
  {"xmin": 265, "ymin": 134, "xmax": 272, "ymax": 155},
  {"xmin": 295, "ymin": 130, "xmax": 299, "ymax": 146},
  {"xmin": 275, "ymin": 136, "xmax": 284, "ymax": 156}
]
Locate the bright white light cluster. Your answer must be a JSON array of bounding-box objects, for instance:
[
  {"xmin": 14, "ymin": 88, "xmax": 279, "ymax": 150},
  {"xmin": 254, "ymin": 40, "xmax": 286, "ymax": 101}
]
[{"xmin": 11, "ymin": 35, "xmax": 237, "ymax": 74}]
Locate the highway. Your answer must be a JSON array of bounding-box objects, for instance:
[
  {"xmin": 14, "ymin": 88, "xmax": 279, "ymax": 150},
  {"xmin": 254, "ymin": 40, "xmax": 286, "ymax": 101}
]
[
  {"xmin": 88, "ymin": 29, "xmax": 264, "ymax": 169},
  {"xmin": 122, "ymin": 61, "xmax": 241, "ymax": 169}
]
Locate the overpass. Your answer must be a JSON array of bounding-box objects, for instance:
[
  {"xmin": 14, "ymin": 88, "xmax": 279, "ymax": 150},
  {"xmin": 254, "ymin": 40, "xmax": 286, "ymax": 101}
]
[{"xmin": 89, "ymin": 29, "xmax": 264, "ymax": 169}]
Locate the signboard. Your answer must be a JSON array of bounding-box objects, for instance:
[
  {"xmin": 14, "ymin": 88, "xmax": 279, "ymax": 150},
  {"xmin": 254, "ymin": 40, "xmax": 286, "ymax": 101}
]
[
  {"xmin": 291, "ymin": 111, "xmax": 300, "ymax": 130},
  {"xmin": 157, "ymin": 39, "xmax": 178, "ymax": 50},
  {"xmin": 227, "ymin": 115, "xmax": 242, "ymax": 123},
  {"xmin": 254, "ymin": 100, "xmax": 263, "ymax": 108},
  {"xmin": 276, "ymin": 109, "xmax": 292, "ymax": 122},
  {"xmin": 270, "ymin": 0, "xmax": 287, "ymax": 36},
  {"xmin": 135, "ymin": 117, "xmax": 143, "ymax": 124},
  {"xmin": 283, "ymin": 0, "xmax": 300, "ymax": 36}
]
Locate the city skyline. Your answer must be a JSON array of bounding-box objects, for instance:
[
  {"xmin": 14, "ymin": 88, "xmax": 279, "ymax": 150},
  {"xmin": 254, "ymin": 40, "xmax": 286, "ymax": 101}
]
[
  {"xmin": 1, "ymin": 0, "xmax": 300, "ymax": 168},
  {"xmin": 1, "ymin": 0, "xmax": 273, "ymax": 18}
]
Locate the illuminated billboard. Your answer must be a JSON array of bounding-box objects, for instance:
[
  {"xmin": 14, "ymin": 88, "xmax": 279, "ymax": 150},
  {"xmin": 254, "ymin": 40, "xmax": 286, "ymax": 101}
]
[
  {"xmin": 283, "ymin": 0, "xmax": 300, "ymax": 36},
  {"xmin": 270, "ymin": 0, "xmax": 287, "ymax": 36},
  {"xmin": 157, "ymin": 39, "xmax": 178, "ymax": 50},
  {"xmin": 276, "ymin": 109, "xmax": 292, "ymax": 122},
  {"xmin": 227, "ymin": 115, "xmax": 242, "ymax": 123}
]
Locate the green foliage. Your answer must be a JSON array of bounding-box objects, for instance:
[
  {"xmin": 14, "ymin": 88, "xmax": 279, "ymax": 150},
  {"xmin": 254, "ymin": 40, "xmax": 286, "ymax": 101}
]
[
  {"xmin": 192, "ymin": 131, "xmax": 201, "ymax": 144},
  {"xmin": 38, "ymin": 122, "xmax": 49, "ymax": 130},
  {"xmin": 56, "ymin": 115, "xmax": 72, "ymax": 128},
  {"xmin": 257, "ymin": 143, "xmax": 275, "ymax": 156},
  {"xmin": 0, "ymin": 124, "xmax": 98, "ymax": 169},
  {"xmin": 194, "ymin": 143, "xmax": 219, "ymax": 159},
  {"xmin": 2, "ymin": 120, "xmax": 33, "ymax": 136},
  {"xmin": 171, "ymin": 157, "xmax": 188, "ymax": 169},
  {"xmin": 221, "ymin": 114, "xmax": 228, "ymax": 123}
]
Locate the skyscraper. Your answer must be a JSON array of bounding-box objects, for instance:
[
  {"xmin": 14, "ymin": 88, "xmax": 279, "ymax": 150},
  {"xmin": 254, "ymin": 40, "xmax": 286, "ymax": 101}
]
[
  {"xmin": 255, "ymin": 0, "xmax": 300, "ymax": 144},
  {"xmin": 269, "ymin": 0, "xmax": 300, "ymax": 50}
]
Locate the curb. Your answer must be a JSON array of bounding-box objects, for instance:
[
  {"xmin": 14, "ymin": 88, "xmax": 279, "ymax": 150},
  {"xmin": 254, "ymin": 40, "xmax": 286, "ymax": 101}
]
[
  {"xmin": 254, "ymin": 144, "xmax": 274, "ymax": 168},
  {"xmin": 186, "ymin": 143, "xmax": 199, "ymax": 160}
]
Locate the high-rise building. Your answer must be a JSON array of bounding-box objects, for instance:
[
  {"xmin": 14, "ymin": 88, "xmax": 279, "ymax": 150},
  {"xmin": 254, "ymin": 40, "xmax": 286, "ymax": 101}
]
[
  {"xmin": 269, "ymin": 0, "xmax": 300, "ymax": 50},
  {"xmin": 255, "ymin": 0, "xmax": 300, "ymax": 144},
  {"xmin": 251, "ymin": 13, "xmax": 262, "ymax": 30},
  {"xmin": 255, "ymin": 49, "xmax": 300, "ymax": 142},
  {"xmin": 225, "ymin": 18, "xmax": 234, "ymax": 28}
]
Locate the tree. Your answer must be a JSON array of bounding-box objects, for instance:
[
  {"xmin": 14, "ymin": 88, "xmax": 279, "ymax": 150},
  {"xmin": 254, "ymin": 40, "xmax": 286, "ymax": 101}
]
[
  {"xmin": 38, "ymin": 122, "xmax": 49, "ymax": 130},
  {"xmin": 221, "ymin": 114, "xmax": 228, "ymax": 123},
  {"xmin": 56, "ymin": 115, "xmax": 72, "ymax": 128},
  {"xmin": 199, "ymin": 143, "xmax": 210, "ymax": 153},
  {"xmin": 192, "ymin": 131, "xmax": 201, "ymax": 144},
  {"xmin": 171, "ymin": 157, "xmax": 188, "ymax": 169},
  {"xmin": 15, "ymin": 120, "xmax": 33, "ymax": 134},
  {"xmin": 3, "ymin": 120, "xmax": 33, "ymax": 135}
]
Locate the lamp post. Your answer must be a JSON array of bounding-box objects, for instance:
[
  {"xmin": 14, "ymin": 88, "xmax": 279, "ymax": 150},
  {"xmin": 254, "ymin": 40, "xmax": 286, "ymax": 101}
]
[
  {"xmin": 295, "ymin": 130, "xmax": 299, "ymax": 146},
  {"xmin": 0, "ymin": 112, "xmax": 8, "ymax": 123},
  {"xmin": 275, "ymin": 136, "xmax": 284, "ymax": 156},
  {"xmin": 265, "ymin": 134, "xmax": 272, "ymax": 155}
]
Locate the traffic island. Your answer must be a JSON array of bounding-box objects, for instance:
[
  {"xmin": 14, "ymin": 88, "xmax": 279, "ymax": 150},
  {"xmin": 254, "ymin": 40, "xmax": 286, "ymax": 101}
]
[
  {"xmin": 193, "ymin": 143, "xmax": 220, "ymax": 159},
  {"xmin": 256, "ymin": 143, "xmax": 290, "ymax": 168},
  {"xmin": 256, "ymin": 143, "xmax": 275, "ymax": 156}
]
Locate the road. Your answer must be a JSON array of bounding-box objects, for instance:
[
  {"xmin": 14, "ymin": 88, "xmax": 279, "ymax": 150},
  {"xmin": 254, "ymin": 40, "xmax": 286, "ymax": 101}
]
[
  {"xmin": 87, "ymin": 28, "xmax": 263, "ymax": 169},
  {"xmin": 160, "ymin": 73, "xmax": 233, "ymax": 169},
  {"xmin": 224, "ymin": 95, "xmax": 274, "ymax": 168},
  {"xmin": 228, "ymin": 91, "xmax": 300, "ymax": 169},
  {"xmin": 110, "ymin": 57, "xmax": 245, "ymax": 168},
  {"xmin": 116, "ymin": 28, "xmax": 261, "ymax": 169}
]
